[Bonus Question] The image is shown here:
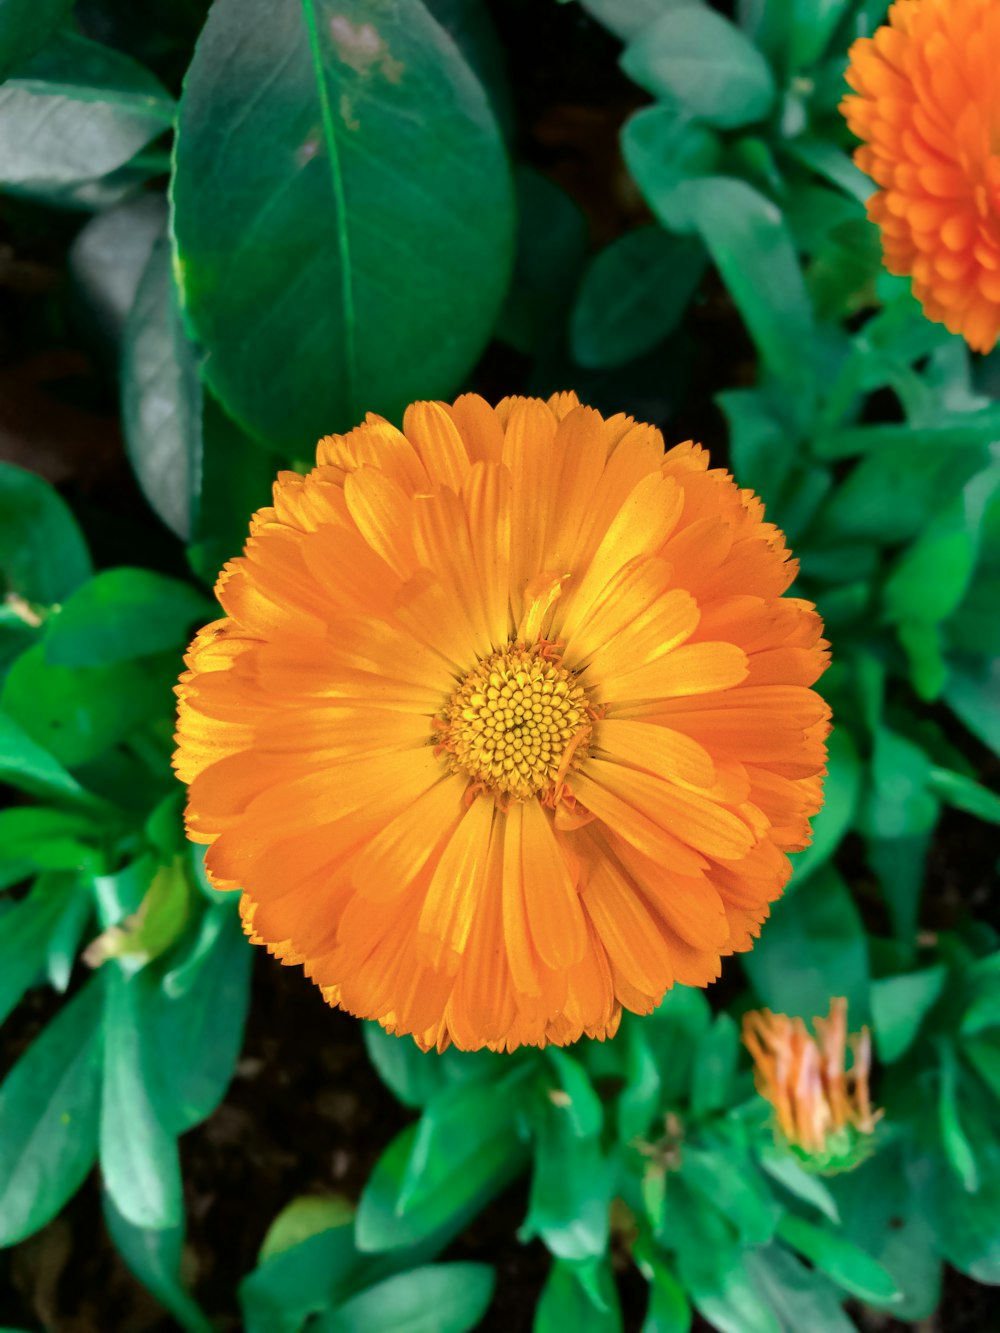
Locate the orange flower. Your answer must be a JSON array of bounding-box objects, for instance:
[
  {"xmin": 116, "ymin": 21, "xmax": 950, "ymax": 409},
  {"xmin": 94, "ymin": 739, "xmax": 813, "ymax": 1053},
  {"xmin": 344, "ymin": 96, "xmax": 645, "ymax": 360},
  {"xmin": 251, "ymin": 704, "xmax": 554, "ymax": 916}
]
[
  {"xmin": 842, "ymin": 0, "xmax": 1000, "ymax": 352},
  {"xmin": 174, "ymin": 393, "xmax": 830, "ymax": 1052},
  {"xmin": 742, "ymin": 999, "xmax": 880, "ymax": 1170}
]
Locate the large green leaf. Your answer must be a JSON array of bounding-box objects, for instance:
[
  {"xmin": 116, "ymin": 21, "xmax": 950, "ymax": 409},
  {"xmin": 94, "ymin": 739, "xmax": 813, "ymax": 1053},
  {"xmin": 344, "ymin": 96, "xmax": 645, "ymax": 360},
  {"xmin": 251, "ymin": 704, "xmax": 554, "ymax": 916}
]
[
  {"xmin": 0, "ymin": 0, "xmax": 72, "ymax": 80},
  {"xmin": 621, "ymin": 8, "xmax": 775, "ymax": 130},
  {"xmin": 44, "ymin": 569, "xmax": 209, "ymax": 667},
  {"xmin": 0, "ymin": 710, "xmax": 98, "ymax": 807},
  {"xmin": 122, "ymin": 235, "xmax": 203, "ymax": 540},
  {"xmin": 103, "ymin": 1191, "xmax": 213, "ymax": 1333},
  {"xmin": 172, "ymin": 0, "xmax": 515, "ymax": 451},
  {"xmin": 0, "ymin": 462, "xmax": 92, "ymax": 606},
  {"xmin": 0, "ymin": 977, "xmax": 103, "ymax": 1246},
  {"xmin": 69, "ymin": 194, "xmax": 168, "ymax": 349},
  {"xmin": 0, "ymin": 31, "xmax": 174, "ymax": 192}
]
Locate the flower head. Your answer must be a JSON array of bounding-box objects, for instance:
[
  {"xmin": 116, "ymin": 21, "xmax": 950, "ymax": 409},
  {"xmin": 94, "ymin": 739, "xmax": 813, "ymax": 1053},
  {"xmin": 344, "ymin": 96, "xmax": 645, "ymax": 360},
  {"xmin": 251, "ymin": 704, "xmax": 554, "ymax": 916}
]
[
  {"xmin": 174, "ymin": 393, "xmax": 829, "ymax": 1052},
  {"xmin": 842, "ymin": 0, "xmax": 1000, "ymax": 352},
  {"xmin": 742, "ymin": 999, "xmax": 880, "ymax": 1171}
]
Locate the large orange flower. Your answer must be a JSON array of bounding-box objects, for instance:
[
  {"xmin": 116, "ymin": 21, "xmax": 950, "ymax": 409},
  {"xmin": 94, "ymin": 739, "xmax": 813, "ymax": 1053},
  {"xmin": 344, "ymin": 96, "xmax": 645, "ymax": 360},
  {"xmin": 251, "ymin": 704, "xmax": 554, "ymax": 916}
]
[
  {"xmin": 175, "ymin": 393, "xmax": 830, "ymax": 1052},
  {"xmin": 842, "ymin": 0, "xmax": 1000, "ymax": 352}
]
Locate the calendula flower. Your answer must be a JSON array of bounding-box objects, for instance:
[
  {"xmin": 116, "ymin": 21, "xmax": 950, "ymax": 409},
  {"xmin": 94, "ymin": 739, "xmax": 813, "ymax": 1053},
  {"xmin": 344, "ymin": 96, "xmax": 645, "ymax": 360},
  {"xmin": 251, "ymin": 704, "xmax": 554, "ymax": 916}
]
[
  {"xmin": 175, "ymin": 392, "xmax": 830, "ymax": 1052},
  {"xmin": 841, "ymin": 0, "xmax": 1000, "ymax": 352},
  {"xmin": 743, "ymin": 999, "xmax": 880, "ymax": 1171}
]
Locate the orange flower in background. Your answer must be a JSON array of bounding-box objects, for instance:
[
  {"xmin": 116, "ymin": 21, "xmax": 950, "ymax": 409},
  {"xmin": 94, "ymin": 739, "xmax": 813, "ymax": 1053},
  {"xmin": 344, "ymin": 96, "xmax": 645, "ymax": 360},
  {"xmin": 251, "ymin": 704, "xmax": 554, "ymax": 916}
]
[
  {"xmin": 842, "ymin": 0, "xmax": 1000, "ymax": 353},
  {"xmin": 174, "ymin": 392, "xmax": 830, "ymax": 1052},
  {"xmin": 743, "ymin": 999, "xmax": 881, "ymax": 1171}
]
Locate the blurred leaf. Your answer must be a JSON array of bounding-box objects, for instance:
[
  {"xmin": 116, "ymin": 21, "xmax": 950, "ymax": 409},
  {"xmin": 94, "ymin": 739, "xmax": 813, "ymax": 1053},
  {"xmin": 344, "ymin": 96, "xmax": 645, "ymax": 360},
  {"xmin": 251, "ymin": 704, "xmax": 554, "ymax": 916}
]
[
  {"xmin": 153, "ymin": 903, "xmax": 253, "ymax": 1133},
  {"xmin": 938, "ymin": 1040, "xmax": 979, "ymax": 1192},
  {"xmin": 101, "ymin": 966, "xmax": 183, "ymax": 1229},
  {"xmin": 423, "ymin": 0, "xmax": 512, "ymax": 134},
  {"xmin": 636, "ymin": 1246, "xmax": 690, "ymax": 1333},
  {"xmin": 927, "ymin": 766, "xmax": 1000, "ymax": 824},
  {"xmin": 45, "ymin": 568, "xmax": 209, "ymax": 667},
  {"xmin": 0, "ymin": 977, "xmax": 102, "ymax": 1246},
  {"xmin": 785, "ymin": 137, "xmax": 871, "ymax": 206},
  {"xmin": 0, "ymin": 807, "xmax": 101, "ymax": 872},
  {"xmin": 496, "ymin": 166, "xmax": 587, "ymax": 356},
  {"xmin": 787, "ymin": 727, "xmax": 860, "ymax": 889},
  {"xmin": 122, "ymin": 234, "xmax": 203, "ymax": 540},
  {"xmin": 757, "ymin": 1146, "xmax": 840, "ymax": 1224},
  {"xmin": 786, "ymin": 0, "xmax": 854, "ymax": 70},
  {"xmin": 689, "ymin": 1013, "xmax": 739, "ymax": 1118},
  {"xmin": 776, "ymin": 1213, "xmax": 900, "ymax": 1304},
  {"xmin": 578, "ymin": 0, "xmax": 680, "ymax": 42},
  {"xmin": 686, "ymin": 176, "xmax": 816, "ymax": 389},
  {"xmin": 940, "ymin": 1135, "xmax": 1000, "ymax": 1282},
  {"xmin": 621, "ymin": 8, "xmax": 775, "ymax": 129},
  {"xmin": 363, "ymin": 1021, "xmax": 493, "ymax": 1110},
  {"xmin": 322, "ymin": 1263, "xmax": 494, "ymax": 1333},
  {"xmin": 621, "ymin": 104, "xmax": 721, "ymax": 234},
  {"xmin": 742, "ymin": 866, "xmax": 870, "ymax": 1023},
  {"xmin": 3, "ymin": 643, "xmax": 177, "ymax": 767},
  {"xmin": 534, "ymin": 1258, "xmax": 623, "ymax": 1333},
  {"xmin": 0, "ymin": 0, "xmax": 72, "ymax": 79},
  {"xmin": 885, "ymin": 504, "xmax": 977, "ymax": 629},
  {"xmin": 747, "ymin": 1245, "xmax": 854, "ymax": 1330},
  {"xmin": 871, "ymin": 966, "xmax": 946, "ymax": 1064},
  {"xmin": 0, "ymin": 709, "xmax": 99, "ymax": 807},
  {"xmin": 682, "ymin": 1145, "xmax": 778, "ymax": 1246},
  {"xmin": 69, "ymin": 194, "xmax": 168, "ymax": 350},
  {"xmin": 644, "ymin": 985, "xmax": 711, "ymax": 1105},
  {"xmin": 523, "ymin": 1094, "xmax": 610, "ymax": 1261},
  {"xmin": 103, "ymin": 1190, "xmax": 212, "ymax": 1333},
  {"xmin": 0, "ymin": 31, "xmax": 173, "ymax": 192},
  {"xmin": 260, "ymin": 1195, "xmax": 356, "ymax": 1264},
  {"xmin": 571, "ymin": 226, "xmax": 705, "ymax": 369},
  {"xmin": 0, "ymin": 462, "xmax": 92, "ymax": 606},
  {"xmin": 240, "ymin": 1213, "xmax": 362, "ymax": 1333},
  {"xmin": 862, "ymin": 729, "xmax": 938, "ymax": 841},
  {"xmin": 0, "ymin": 874, "xmax": 83, "ymax": 1024},
  {"xmin": 85, "ymin": 856, "xmax": 195, "ymax": 973},
  {"xmin": 679, "ymin": 1228, "xmax": 779, "ymax": 1333},
  {"xmin": 172, "ymin": 0, "xmax": 514, "ymax": 451}
]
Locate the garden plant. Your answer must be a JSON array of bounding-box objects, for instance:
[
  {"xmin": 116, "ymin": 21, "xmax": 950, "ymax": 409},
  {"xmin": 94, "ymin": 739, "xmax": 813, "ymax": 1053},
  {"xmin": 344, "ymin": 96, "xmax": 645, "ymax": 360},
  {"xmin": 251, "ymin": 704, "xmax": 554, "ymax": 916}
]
[{"xmin": 0, "ymin": 0, "xmax": 999, "ymax": 1330}]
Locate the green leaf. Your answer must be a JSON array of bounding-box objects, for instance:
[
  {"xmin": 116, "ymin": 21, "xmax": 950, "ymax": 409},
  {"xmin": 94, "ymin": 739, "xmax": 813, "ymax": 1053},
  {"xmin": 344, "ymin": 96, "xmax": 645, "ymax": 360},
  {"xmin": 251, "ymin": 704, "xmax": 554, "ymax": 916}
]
[
  {"xmin": 103, "ymin": 1190, "xmax": 213, "ymax": 1333},
  {"xmin": 153, "ymin": 904, "xmax": 253, "ymax": 1133},
  {"xmin": 86, "ymin": 856, "xmax": 196, "ymax": 973},
  {"xmin": 0, "ymin": 807, "xmax": 101, "ymax": 872},
  {"xmin": 0, "ymin": 874, "xmax": 85, "ymax": 1024},
  {"xmin": 682, "ymin": 1146, "xmax": 778, "ymax": 1246},
  {"xmin": 322, "ymin": 1263, "xmax": 494, "ymax": 1333},
  {"xmin": 3, "ymin": 644, "xmax": 177, "ymax": 768},
  {"xmin": 621, "ymin": 104, "xmax": 721, "ymax": 234},
  {"xmin": 941, "ymin": 1135, "xmax": 1000, "ymax": 1282},
  {"xmin": 534, "ymin": 1258, "xmax": 623, "ymax": 1333},
  {"xmin": 0, "ymin": 710, "xmax": 97, "ymax": 807},
  {"xmin": 523, "ymin": 1094, "xmax": 610, "ymax": 1261},
  {"xmin": 927, "ymin": 766, "xmax": 1000, "ymax": 824},
  {"xmin": 757, "ymin": 1146, "xmax": 840, "ymax": 1224},
  {"xmin": 787, "ymin": 727, "xmax": 860, "ymax": 888},
  {"xmin": 122, "ymin": 234, "xmax": 203, "ymax": 541},
  {"xmin": 938, "ymin": 1040, "xmax": 979, "ymax": 1192},
  {"xmin": 680, "ymin": 1240, "xmax": 780, "ymax": 1333},
  {"xmin": 45, "ymin": 569, "xmax": 209, "ymax": 668},
  {"xmin": 686, "ymin": 177, "xmax": 816, "ymax": 388},
  {"xmin": 578, "ymin": 0, "xmax": 678, "ymax": 42},
  {"xmin": 100, "ymin": 967, "xmax": 183, "ymax": 1230},
  {"xmin": 784, "ymin": 137, "xmax": 871, "ymax": 206},
  {"xmin": 742, "ymin": 866, "xmax": 870, "ymax": 1023},
  {"xmin": 240, "ymin": 1212, "xmax": 363, "ymax": 1333},
  {"xmin": 776, "ymin": 1213, "xmax": 900, "ymax": 1304},
  {"xmin": 260, "ymin": 1195, "xmax": 356, "ymax": 1264},
  {"xmin": 571, "ymin": 226, "xmax": 706, "ymax": 369},
  {"xmin": 862, "ymin": 728, "xmax": 938, "ymax": 841},
  {"xmin": 0, "ymin": 31, "xmax": 174, "ymax": 193},
  {"xmin": 0, "ymin": 0, "xmax": 73, "ymax": 80},
  {"xmin": 172, "ymin": 0, "xmax": 514, "ymax": 451},
  {"xmin": 638, "ymin": 1253, "xmax": 690, "ymax": 1333},
  {"xmin": 643, "ymin": 985, "xmax": 711, "ymax": 1105},
  {"xmin": 871, "ymin": 966, "xmax": 946, "ymax": 1063},
  {"xmin": 0, "ymin": 462, "xmax": 92, "ymax": 606},
  {"xmin": 689, "ymin": 1013, "xmax": 739, "ymax": 1118},
  {"xmin": 621, "ymin": 9, "xmax": 775, "ymax": 130},
  {"xmin": 0, "ymin": 977, "xmax": 103, "ymax": 1246},
  {"xmin": 945, "ymin": 663, "xmax": 1000, "ymax": 758},
  {"xmin": 362, "ymin": 1020, "xmax": 493, "ymax": 1110},
  {"xmin": 884, "ymin": 509, "xmax": 977, "ymax": 628},
  {"xmin": 745, "ymin": 1245, "xmax": 855, "ymax": 1332},
  {"xmin": 787, "ymin": 0, "xmax": 854, "ymax": 70}
]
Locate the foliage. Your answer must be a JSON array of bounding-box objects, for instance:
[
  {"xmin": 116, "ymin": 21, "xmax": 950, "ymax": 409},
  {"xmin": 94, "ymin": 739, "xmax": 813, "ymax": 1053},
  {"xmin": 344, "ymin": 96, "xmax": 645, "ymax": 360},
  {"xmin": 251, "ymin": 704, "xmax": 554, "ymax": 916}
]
[{"xmin": 1, "ymin": 0, "xmax": 998, "ymax": 1329}]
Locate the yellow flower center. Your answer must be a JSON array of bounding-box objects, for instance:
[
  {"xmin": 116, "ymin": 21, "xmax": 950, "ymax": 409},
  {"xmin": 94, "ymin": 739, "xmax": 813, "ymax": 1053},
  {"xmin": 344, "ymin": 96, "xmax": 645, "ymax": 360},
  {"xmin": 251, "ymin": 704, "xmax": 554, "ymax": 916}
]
[{"xmin": 435, "ymin": 644, "xmax": 592, "ymax": 802}]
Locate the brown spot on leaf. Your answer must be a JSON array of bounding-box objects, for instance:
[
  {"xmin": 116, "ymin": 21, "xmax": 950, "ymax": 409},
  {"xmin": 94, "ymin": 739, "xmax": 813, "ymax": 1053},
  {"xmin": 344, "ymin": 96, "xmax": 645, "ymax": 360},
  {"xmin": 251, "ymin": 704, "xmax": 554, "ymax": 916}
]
[{"xmin": 329, "ymin": 16, "xmax": 403, "ymax": 83}]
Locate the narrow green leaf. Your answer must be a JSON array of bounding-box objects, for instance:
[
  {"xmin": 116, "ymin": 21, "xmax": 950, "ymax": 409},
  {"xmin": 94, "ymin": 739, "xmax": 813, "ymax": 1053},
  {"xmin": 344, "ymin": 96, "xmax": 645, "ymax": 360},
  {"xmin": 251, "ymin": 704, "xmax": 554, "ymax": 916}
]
[
  {"xmin": 0, "ymin": 874, "xmax": 82, "ymax": 1024},
  {"xmin": 0, "ymin": 977, "xmax": 103, "ymax": 1246},
  {"xmin": 938, "ymin": 1040, "xmax": 979, "ymax": 1192},
  {"xmin": 534, "ymin": 1258, "xmax": 624, "ymax": 1333},
  {"xmin": 103, "ymin": 1190, "xmax": 213, "ymax": 1333},
  {"xmin": 621, "ymin": 8, "xmax": 775, "ymax": 129},
  {"xmin": 122, "ymin": 235, "xmax": 203, "ymax": 540},
  {"xmin": 0, "ymin": 462, "xmax": 92, "ymax": 606},
  {"xmin": 0, "ymin": 710, "xmax": 97, "ymax": 807},
  {"xmin": 0, "ymin": 31, "xmax": 174, "ymax": 192},
  {"xmin": 100, "ymin": 967, "xmax": 183, "ymax": 1229},
  {"xmin": 689, "ymin": 1013, "xmax": 739, "ymax": 1118},
  {"xmin": 745, "ymin": 1245, "xmax": 855, "ymax": 1331},
  {"xmin": 621, "ymin": 104, "xmax": 721, "ymax": 234},
  {"xmin": 757, "ymin": 1146, "xmax": 840, "ymax": 1224},
  {"xmin": 172, "ymin": 0, "xmax": 514, "ymax": 451},
  {"xmin": 322, "ymin": 1263, "xmax": 494, "ymax": 1333},
  {"xmin": 571, "ymin": 227, "xmax": 706, "ymax": 368},
  {"xmin": 45, "ymin": 568, "xmax": 208, "ymax": 668},
  {"xmin": 787, "ymin": 727, "xmax": 860, "ymax": 889},
  {"xmin": 777, "ymin": 1213, "xmax": 900, "ymax": 1304},
  {"xmin": 945, "ymin": 663, "xmax": 1000, "ymax": 759},
  {"xmin": 927, "ymin": 767, "xmax": 1000, "ymax": 824}
]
